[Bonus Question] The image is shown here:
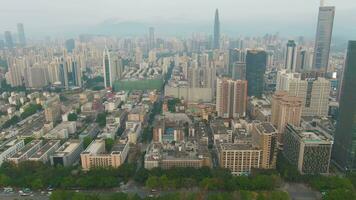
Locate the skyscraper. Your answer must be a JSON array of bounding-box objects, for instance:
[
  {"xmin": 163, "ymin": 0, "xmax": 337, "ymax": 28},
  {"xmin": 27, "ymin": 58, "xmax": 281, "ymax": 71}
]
[
  {"xmin": 228, "ymin": 49, "xmax": 245, "ymax": 77},
  {"xmin": 213, "ymin": 9, "xmax": 220, "ymax": 50},
  {"xmin": 216, "ymin": 78, "xmax": 247, "ymax": 118},
  {"xmin": 246, "ymin": 49, "xmax": 267, "ymax": 97},
  {"xmin": 17, "ymin": 23, "xmax": 26, "ymax": 47},
  {"xmin": 4, "ymin": 31, "xmax": 14, "ymax": 49},
  {"xmin": 332, "ymin": 41, "xmax": 356, "ymax": 171},
  {"xmin": 285, "ymin": 40, "xmax": 297, "ymax": 72},
  {"xmin": 312, "ymin": 3, "xmax": 335, "ymax": 72},
  {"xmin": 148, "ymin": 27, "xmax": 155, "ymax": 50},
  {"xmin": 103, "ymin": 48, "xmax": 116, "ymax": 88}
]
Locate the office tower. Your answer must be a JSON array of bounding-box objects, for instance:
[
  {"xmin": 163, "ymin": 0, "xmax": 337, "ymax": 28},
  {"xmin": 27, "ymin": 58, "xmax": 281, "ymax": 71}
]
[
  {"xmin": 246, "ymin": 49, "xmax": 267, "ymax": 97},
  {"xmin": 216, "ymin": 78, "xmax": 247, "ymax": 118},
  {"xmin": 276, "ymin": 70, "xmax": 330, "ymax": 117},
  {"xmin": 17, "ymin": 23, "xmax": 26, "ymax": 47},
  {"xmin": 285, "ymin": 40, "xmax": 297, "ymax": 72},
  {"xmin": 213, "ymin": 9, "xmax": 220, "ymax": 49},
  {"xmin": 283, "ymin": 124, "xmax": 333, "ymax": 174},
  {"xmin": 148, "ymin": 27, "xmax": 155, "ymax": 50},
  {"xmin": 70, "ymin": 59, "xmax": 82, "ymax": 87},
  {"xmin": 312, "ymin": 4, "xmax": 335, "ymax": 72},
  {"xmin": 252, "ymin": 122, "xmax": 277, "ymax": 169},
  {"xmin": 271, "ymin": 91, "xmax": 302, "ymax": 143},
  {"xmin": 296, "ymin": 48, "xmax": 314, "ymax": 72},
  {"xmin": 228, "ymin": 49, "xmax": 245, "ymax": 77},
  {"xmin": 4, "ymin": 31, "xmax": 14, "ymax": 49},
  {"xmin": 59, "ymin": 58, "xmax": 69, "ymax": 89},
  {"xmin": 332, "ymin": 41, "xmax": 356, "ymax": 171},
  {"xmin": 232, "ymin": 62, "xmax": 246, "ymax": 80},
  {"xmin": 65, "ymin": 39, "xmax": 75, "ymax": 53},
  {"xmin": 103, "ymin": 48, "xmax": 116, "ymax": 88}
]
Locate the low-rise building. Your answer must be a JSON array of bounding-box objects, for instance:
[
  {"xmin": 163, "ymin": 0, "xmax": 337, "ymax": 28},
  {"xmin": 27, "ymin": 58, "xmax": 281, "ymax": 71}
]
[
  {"xmin": 50, "ymin": 140, "xmax": 83, "ymax": 166},
  {"xmin": 8, "ymin": 140, "xmax": 43, "ymax": 164},
  {"xmin": 0, "ymin": 139, "xmax": 25, "ymax": 166},
  {"xmin": 80, "ymin": 139, "xmax": 129, "ymax": 170},
  {"xmin": 29, "ymin": 140, "xmax": 60, "ymax": 163},
  {"xmin": 145, "ymin": 141, "xmax": 212, "ymax": 170}
]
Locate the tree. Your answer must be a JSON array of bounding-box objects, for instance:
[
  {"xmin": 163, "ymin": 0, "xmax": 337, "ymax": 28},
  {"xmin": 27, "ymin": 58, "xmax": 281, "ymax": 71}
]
[
  {"xmin": 68, "ymin": 113, "xmax": 78, "ymax": 121},
  {"xmin": 96, "ymin": 112, "xmax": 107, "ymax": 127},
  {"xmin": 324, "ymin": 189, "xmax": 356, "ymax": 200},
  {"xmin": 83, "ymin": 137, "xmax": 93, "ymax": 149},
  {"xmin": 146, "ymin": 176, "xmax": 159, "ymax": 189},
  {"xmin": 105, "ymin": 138, "xmax": 114, "ymax": 152}
]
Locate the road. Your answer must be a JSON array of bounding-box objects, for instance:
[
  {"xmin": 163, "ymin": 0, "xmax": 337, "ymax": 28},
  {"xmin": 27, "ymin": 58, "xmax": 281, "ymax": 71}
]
[{"xmin": 0, "ymin": 192, "xmax": 50, "ymax": 200}]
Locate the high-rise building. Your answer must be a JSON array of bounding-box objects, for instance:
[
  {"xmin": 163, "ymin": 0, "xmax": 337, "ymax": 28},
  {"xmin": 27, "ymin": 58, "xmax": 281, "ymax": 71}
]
[
  {"xmin": 6, "ymin": 63, "xmax": 23, "ymax": 87},
  {"xmin": 59, "ymin": 58, "xmax": 69, "ymax": 89},
  {"xmin": 285, "ymin": 40, "xmax": 297, "ymax": 72},
  {"xmin": 148, "ymin": 27, "xmax": 155, "ymax": 50},
  {"xmin": 246, "ymin": 49, "xmax": 267, "ymax": 97},
  {"xmin": 103, "ymin": 48, "xmax": 114, "ymax": 88},
  {"xmin": 251, "ymin": 122, "xmax": 277, "ymax": 169},
  {"xmin": 65, "ymin": 39, "xmax": 75, "ymax": 53},
  {"xmin": 216, "ymin": 78, "xmax": 247, "ymax": 118},
  {"xmin": 271, "ymin": 91, "xmax": 302, "ymax": 143},
  {"xmin": 283, "ymin": 124, "xmax": 333, "ymax": 174},
  {"xmin": 17, "ymin": 23, "xmax": 26, "ymax": 47},
  {"xmin": 312, "ymin": 3, "xmax": 335, "ymax": 72},
  {"xmin": 232, "ymin": 62, "xmax": 246, "ymax": 80},
  {"xmin": 213, "ymin": 9, "xmax": 220, "ymax": 49},
  {"xmin": 4, "ymin": 31, "xmax": 14, "ymax": 49},
  {"xmin": 228, "ymin": 49, "xmax": 245, "ymax": 77},
  {"xmin": 332, "ymin": 41, "xmax": 356, "ymax": 171},
  {"xmin": 276, "ymin": 70, "xmax": 330, "ymax": 117},
  {"xmin": 296, "ymin": 48, "xmax": 314, "ymax": 72},
  {"xmin": 24, "ymin": 65, "xmax": 49, "ymax": 88}
]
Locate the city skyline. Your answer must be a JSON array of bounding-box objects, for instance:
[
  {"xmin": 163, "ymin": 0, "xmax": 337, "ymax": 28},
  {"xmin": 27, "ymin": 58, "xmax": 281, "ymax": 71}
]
[{"xmin": 0, "ymin": 0, "xmax": 355, "ymax": 39}]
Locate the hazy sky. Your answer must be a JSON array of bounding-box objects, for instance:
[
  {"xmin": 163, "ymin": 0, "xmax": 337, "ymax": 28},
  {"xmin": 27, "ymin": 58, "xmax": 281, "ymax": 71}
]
[{"xmin": 1, "ymin": 0, "xmax": 356, "ymax": 37}]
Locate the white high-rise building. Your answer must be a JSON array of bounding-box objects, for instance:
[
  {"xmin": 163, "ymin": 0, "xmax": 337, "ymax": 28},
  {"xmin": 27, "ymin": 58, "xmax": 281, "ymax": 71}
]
[
  {"xmin": 285, "ymin": 40, "xmax": 297, "ymax": 72},
  {"xmin": 276, "ymin": 70, "xmax": 331, "ymax": 117}
]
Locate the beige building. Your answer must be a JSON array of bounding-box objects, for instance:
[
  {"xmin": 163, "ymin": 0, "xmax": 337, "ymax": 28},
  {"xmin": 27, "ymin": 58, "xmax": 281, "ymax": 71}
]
[
  {"xmin": 216, "ymin": 78, "xmax": 247, "ymax": 118},
  {"xmin": 271, "ymin": 91, "xmax": 302, "ymax": 143},
  {"xmin": 251, "ymin": 122, "xmax": 277, "ymax": 169},
  {"xmin": 44, "ymin": 95, "xmax": 61, "ymax": 123},
  {"xmin": 217, "ymin": 143, "xmax": 261, "ymax": 176},
  {"xmin": 276, "ymin": 70, "xmax": 330, "ymax": 117},
  {"xmin": 81, "ymin": 139, "xmax": 129, "ymax": 171}
]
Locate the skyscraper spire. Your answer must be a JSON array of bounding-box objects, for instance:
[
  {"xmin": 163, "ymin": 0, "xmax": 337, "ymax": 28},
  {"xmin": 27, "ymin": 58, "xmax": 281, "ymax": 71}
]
[{"xmin": 213, "ymin": 9, "xmax": 220, "ymax": 50}]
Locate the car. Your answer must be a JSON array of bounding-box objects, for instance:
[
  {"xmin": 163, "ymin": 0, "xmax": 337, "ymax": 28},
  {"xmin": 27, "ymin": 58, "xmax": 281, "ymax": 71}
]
[{"xmin": 3, "ymin": 187, "xmax": 14, "ymax": 193}]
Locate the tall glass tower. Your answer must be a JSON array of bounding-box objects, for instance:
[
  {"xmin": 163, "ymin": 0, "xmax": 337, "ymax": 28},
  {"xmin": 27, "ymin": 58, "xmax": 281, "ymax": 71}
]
[
  {"xmin": 213, "ymin": 9, "xmax": 220, "ymax": 50},
  {"xmin": 312, "ymin": 3, "xmax": 335, "ymax": 72},
  {"xmin": 17, "ymin": 23, "xmax": 26, "ymax": 47},
  {"xmin": 246, "ymin": 50, "xmax": 267, "ymax": 98},
  {"xmin": 332, "ymin": 41, "xmax": 356, "ymax": 171},
  {"xmin": 103, "ymin": 48, "xmax": 113, "ymax": 88}
]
